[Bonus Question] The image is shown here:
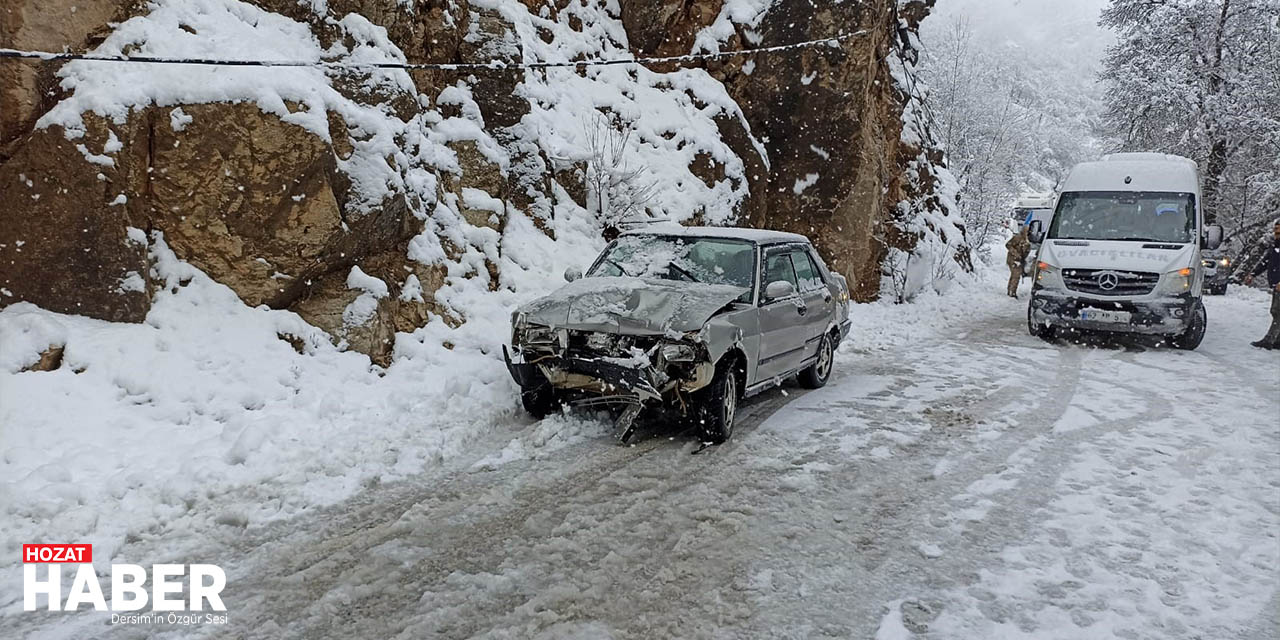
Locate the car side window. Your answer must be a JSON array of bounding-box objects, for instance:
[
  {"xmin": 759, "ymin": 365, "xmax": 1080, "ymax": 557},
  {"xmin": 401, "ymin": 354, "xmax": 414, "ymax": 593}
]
[
  {"xmin": 762, "ymin": 251, "xmax": 799, "ymax": 302},
  {"xmin": 790, "ymin": 248, "xmax": 825, "ymax": 292}
]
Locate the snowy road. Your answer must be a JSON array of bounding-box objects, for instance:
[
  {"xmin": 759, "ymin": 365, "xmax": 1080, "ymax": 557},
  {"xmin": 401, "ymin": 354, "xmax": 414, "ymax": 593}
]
[{"xmin": 13, "ymin": 291, "xmax": 1279, "ymax": 639}]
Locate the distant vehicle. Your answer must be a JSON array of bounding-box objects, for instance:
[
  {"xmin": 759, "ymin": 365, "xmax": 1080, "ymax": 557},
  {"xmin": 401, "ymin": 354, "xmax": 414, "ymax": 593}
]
[
  {"xmin": 1201, "ymin": 250, "xmax": 1231, "ymax": 295},
  {"xmin": 1015, "ymin": 193, "xmax": 1056, "ymax": 274},
  {"xmin": 504, "ymin": 226, "xmax": 852, "ymax": 444},
  {"xmin": 1027, "ymin": 153, "xmax": 1224, "ymax": 349},
  {"xmin": 1015, "ymin": 193, "xmax": 1055, "ymax": 229}
]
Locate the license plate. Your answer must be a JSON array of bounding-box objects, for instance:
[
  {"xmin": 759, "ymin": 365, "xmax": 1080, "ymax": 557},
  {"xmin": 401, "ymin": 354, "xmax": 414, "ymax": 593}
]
[{"xmin": 1080, "ymin": 308, "xmax": 1131, "ymax": 323}]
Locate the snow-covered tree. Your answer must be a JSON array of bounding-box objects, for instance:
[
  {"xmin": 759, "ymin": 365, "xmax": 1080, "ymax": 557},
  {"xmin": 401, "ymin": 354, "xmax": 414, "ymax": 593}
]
[
  {"xmin": 918, "ymin": 10, "xmax": 1106, "ymax": 258},
  {"xmin": 1099, "ymin": 0, "xmax": 1280, "ymax": 257},
  {"xmin": 581, "ymin": 113, "xmax": 660, "ymax": 240}
]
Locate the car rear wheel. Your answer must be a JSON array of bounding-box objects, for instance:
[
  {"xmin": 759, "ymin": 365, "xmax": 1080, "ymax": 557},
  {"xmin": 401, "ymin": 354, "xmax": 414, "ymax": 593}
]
[
  {"xmin": 695, "ymin": 357, "xmax": 739, "ymax": 444},
  {"xmin": 799, "ymin": 333, "xmax": 834, "ymax": 389}
]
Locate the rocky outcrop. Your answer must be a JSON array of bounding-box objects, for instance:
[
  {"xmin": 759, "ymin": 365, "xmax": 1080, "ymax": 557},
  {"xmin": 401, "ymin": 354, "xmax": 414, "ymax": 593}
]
[
  {"xmin": 0, "ymin": 101, "xmax": 424, "ymax": 344},
  {"xmin": 144, "ymin": 102, "xmax": 415, "ymax": 308},
  {"xmin": 0, "ymin": 0, "xmax": 133, "ymax": 161},
  {"xmin": 0, "ymin": 116, "xmax": 151, "ymax": 322},
  {"xmin": 0, "ymin": 0, "xmax": 455, "ymax": 364},
  {"xmin": 1, "ymin": 0, "xmax": 961, "ymax": 363},
  {"xmin": 620, "ymin": 0, "xmax": 724, "ymax": 59},
  {"xmin": 625, "ymin": 0, "xmax": 963, "ymax": 301}
]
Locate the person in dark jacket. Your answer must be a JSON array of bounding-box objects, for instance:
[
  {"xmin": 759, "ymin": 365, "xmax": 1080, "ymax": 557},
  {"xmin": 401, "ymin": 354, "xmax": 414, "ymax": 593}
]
[{"xmin": 1245, "ymin": 219, "xmax": 1280, "ymax": 349}]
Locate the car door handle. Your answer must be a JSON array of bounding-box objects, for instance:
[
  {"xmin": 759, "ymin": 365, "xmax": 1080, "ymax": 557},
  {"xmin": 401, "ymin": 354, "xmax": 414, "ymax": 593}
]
[{"xmin": 794, "ymin": 300, "xmax": 808, "ymax": 315}]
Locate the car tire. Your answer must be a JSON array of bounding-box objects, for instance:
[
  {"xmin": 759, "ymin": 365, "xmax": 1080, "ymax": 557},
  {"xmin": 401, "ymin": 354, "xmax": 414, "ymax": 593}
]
[
  {"xmin": 520, "ymin": 384, "xmax": 561, "ymax": 419},
  {"xmin": 1027, "ymin": 303, "xmax": 1055, "ymax": 342},
  {"xmin": 1171, "ymin": 301, "xmax": 1207, "ymax": 351},
  {"xmin": 798, "ymin": 333, "xmax": 835, "ymax": 389},
  {"xmin": 695, "ymin": 357, "xmax": 739, "ymax": 444}
]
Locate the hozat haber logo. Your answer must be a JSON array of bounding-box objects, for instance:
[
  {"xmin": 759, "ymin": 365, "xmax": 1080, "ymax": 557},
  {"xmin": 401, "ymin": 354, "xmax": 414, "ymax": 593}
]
[{"xmin": 22, "ymin": 544, "xmax": 229, "ymax": 626}]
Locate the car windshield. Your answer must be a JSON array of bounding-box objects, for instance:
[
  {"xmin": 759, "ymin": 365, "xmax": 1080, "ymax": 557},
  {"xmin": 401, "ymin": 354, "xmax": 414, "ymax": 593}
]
[
  {"xmin": 1049, "ymin": 191, "xmax": 1195, "ymax": 243},
  {"xmin": 589, "ymin": 235, "xmax": 756, "ymax": 291}
]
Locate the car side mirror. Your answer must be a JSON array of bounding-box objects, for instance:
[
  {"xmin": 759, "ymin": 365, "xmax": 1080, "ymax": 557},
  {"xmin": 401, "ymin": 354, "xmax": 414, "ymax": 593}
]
[
  {"xmin": 764, "ymin": 280, "xmax": 795, "ymax": 301},
  {"xmin": 1028, "ymin": 220, "xmax": 1045, "ymax": 243},
  {"xmin": 564, "ymin": 266, "xmax": 582, "ymax": 282},
  {"xmin": 1203, "ymin": 224, "xmax": 1224, "ymax": 251}
]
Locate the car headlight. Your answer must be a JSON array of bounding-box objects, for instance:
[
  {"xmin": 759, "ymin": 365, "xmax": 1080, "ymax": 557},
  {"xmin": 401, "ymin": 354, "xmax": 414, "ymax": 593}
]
[
  {"xmin": 1157, "ymin": 267, "xmax": 1193, "ymax": 295},
  {"xmin": 660, "ymin": 343, "xmax": 697, "ymax": 362},
  {"xmin": 526, "ymin": 326, "xmax": 556, "ymax": 344},
  {"xmin": 1219, "ymin": 257, "xmax": 1230, "ymax": 267},
  {"xmin": 1035, "ymin": 261, "xmax": 1066, "ymax": 290},
  {"xmin": 514, "ymin": 322, "xmax": 557, "ymax": 351},
  {"xmin": 585, "ymin": 331, "xmax": 615, "ymax": 352}
]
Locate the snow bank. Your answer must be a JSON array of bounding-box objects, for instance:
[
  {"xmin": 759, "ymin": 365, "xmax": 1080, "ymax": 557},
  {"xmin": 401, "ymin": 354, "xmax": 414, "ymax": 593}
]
[
  {"xmin": 0, "ymin": 233, "xmax": 522, "ymax": 581},
  {"xmin": 0, "ymin": 307, "xmax": 68, "ymax": 373}
]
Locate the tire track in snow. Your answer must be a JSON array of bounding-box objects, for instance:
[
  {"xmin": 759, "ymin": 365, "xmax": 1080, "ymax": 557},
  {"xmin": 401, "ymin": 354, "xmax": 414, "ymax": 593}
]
[{"xmin": 176, "ymin": 383, "xmax": 815, "ymax": 639}]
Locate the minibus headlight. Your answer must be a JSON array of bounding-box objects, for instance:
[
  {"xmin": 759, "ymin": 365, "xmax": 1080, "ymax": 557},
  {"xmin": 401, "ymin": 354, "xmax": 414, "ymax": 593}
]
[
  {"xmin": 1158, "ymin": 267, "xmax": 1193, "ymax": 294},
  {"xmin": 1035, "ymin": 261, "xmax": 1066, "ymax": 290}
]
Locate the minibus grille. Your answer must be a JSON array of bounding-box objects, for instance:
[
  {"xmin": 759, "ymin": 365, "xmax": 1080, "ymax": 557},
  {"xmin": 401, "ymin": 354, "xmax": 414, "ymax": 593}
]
[{"xmin": 1063, "ymin": 269, "xmax": 1160, "ymax": 296}]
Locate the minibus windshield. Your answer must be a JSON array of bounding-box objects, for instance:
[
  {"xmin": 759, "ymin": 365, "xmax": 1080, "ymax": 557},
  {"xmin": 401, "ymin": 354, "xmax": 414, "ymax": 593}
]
[{"xmin": 1048, "ymin": 191, "xmax": 1195, "ymax": 243}]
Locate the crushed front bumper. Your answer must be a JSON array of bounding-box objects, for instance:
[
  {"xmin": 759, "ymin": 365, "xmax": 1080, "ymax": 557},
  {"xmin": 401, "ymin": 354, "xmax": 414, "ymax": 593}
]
[
  {"xmin": 1029, "ymin": 290, "xmax": 1195, "ymax": 335},
  {"xmin": 504, "ymin": 346, "xmax": 661, "ymax": 400}
]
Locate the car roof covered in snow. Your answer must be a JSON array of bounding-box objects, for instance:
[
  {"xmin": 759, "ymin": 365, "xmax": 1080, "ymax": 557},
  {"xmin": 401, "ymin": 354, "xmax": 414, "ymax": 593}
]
[
  {"xmin": 620, "ymin": 225, "xmax": 810, "ymax": 245},
  {"xmin": 1063, "ymin": 154, "xmax": 1201, "ymax": 195}
]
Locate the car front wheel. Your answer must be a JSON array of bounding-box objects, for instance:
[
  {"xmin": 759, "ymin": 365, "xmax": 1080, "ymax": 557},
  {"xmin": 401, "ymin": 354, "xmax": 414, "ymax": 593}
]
[
  {"xmin": 1171, "ymin": 301, "xmax": 1207, "ymax": 350},
  {"xmin": 695, "ymin": 358, "xmax": 739, "ymax": 444},
  {"xmin": 1027, "ymin": 303, "xmax": 1055, "ymax": 342},
  {"xmin": 520, "ymin": 384, "xmax": 562, "ymax": 419}
]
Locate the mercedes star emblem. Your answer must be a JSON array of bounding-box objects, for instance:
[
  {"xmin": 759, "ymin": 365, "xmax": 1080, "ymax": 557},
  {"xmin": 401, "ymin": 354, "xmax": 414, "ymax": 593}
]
[{"xmin": 1097, "ymin": 271, "xmax": 1120, "ymax": 291}]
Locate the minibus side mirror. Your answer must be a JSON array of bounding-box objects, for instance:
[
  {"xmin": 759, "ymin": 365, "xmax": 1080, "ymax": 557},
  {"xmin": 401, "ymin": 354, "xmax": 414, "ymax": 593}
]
[
  {"xmin": 1028, "ymin": 220, "xmax": 1045, "ymax": 243},
  {"xmin": 1203, "ymin": 224, "xmax": 1223, "ymax": 250}
]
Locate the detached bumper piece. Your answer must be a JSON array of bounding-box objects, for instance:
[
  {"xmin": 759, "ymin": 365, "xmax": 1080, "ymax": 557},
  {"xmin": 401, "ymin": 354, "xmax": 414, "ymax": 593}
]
[{"xmin": 1030, "ymin": 293, "xmax": 1194, "ymax": 335}]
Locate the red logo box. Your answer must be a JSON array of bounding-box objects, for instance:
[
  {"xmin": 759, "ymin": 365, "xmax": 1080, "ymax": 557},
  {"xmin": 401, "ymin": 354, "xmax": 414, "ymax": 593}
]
[{"xmin": 22, "ymin": 544, "xmax": 92, "ymax": 563}]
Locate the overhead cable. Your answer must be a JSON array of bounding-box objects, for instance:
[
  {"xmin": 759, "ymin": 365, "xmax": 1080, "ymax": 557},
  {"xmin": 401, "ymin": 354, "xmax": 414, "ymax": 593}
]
[{"xmin": 0, "ymin": 31, "xmax": 868, "ymax": 72}]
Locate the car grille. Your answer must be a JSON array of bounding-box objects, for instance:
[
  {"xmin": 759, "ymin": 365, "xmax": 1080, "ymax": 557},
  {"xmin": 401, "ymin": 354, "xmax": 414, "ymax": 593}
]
[
  {"xmin": 1063, "ymin": 269, "xmax": 1159, "ymax": 296},
  {"xmin": 567, "ymin": 331, "xmax": 656, "ymax": 358}
]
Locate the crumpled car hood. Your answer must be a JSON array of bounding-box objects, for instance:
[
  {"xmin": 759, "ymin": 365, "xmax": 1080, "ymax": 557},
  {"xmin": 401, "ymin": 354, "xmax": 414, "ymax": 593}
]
[{"xmin": 518, "ymin": 277, "xmax": 748, "ymax": 335}]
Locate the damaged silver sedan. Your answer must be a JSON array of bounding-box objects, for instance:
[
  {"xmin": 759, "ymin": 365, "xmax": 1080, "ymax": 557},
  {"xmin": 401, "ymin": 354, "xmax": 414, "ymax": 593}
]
[{"xmin": 504, "ymin": 226, "xmax": 852, "ymax": 443}]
